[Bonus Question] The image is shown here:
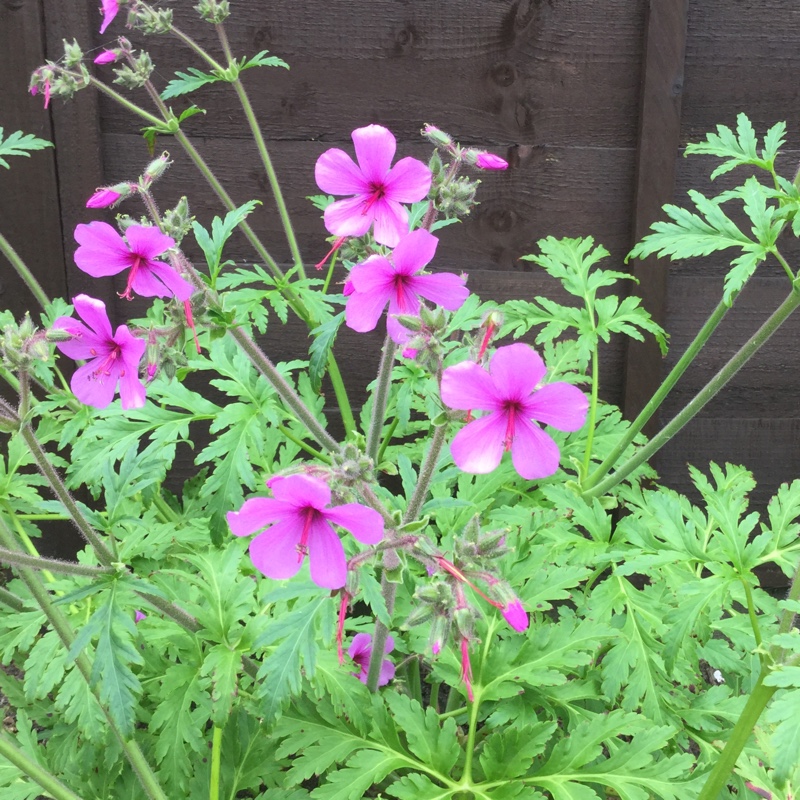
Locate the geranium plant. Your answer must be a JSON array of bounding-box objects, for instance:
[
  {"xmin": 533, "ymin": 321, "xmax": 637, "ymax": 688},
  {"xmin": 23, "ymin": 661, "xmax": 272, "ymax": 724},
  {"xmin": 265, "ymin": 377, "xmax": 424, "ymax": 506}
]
[{"xmin": 0, "ymin": 3, "xmax": 799, "ymax": 799}]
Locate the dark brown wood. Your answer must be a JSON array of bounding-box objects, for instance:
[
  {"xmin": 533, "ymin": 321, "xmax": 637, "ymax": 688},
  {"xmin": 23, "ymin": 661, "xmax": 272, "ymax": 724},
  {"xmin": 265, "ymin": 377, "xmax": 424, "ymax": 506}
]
[
  {"xmin": 623, "ymin": 0, "xmax": 690, "ymax": 430},
  {"xmin": 41, "ymin": 0, "xmax": 117, "ymax": 317},
  {"xmin": 0, "ymin": 0, "xmax": 67, "ymax": 317}
]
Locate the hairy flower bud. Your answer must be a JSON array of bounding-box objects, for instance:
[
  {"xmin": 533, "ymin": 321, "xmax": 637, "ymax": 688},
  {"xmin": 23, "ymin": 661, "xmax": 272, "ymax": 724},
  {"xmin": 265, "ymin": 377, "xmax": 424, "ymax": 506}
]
[
  {"xmin": 161, "ymin": 196, "xmax": 193, "ymax": 243},
  {"xmin": 144, "ymin": 151, "xmax": 172, "ymax": 182},
  {"xmin": 112, "ymin": 51, "xmax": 155, "ymax": 89},
  {"xmin": 128, "ymin": 3, "xmax": 173, "ymax": 34},
  {"xmin": 62, "ymin": 39, "xmax": 84, "ymax": 69},
  {"xmin": 194, "ymin": 0, "xmax": 230, "ymax": 23},
  {"xmin": 421, "ymin": 124, "xmax": 454, "ymax": 149}
]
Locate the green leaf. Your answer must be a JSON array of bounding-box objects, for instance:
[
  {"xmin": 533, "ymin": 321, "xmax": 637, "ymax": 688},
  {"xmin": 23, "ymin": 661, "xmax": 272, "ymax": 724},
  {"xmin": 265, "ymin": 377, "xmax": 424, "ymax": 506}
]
[
  {"xmin": 309, "ymin": 312, "xmax": 345, "ymax": 393},
  {"xmin": 386, "ymin": 774, "xmax": 455, "ymax": 799},
  {"xmin": 192, "ymin": 200, "xmax": 261, "ymax": 280},
  {"xmin": 384, "ymin": 694, "xmax": 460, "ymax": 774},
  {"xmin": 311, "ymin": 748, "xmax": 405, "ymax": 800},
  {"xmin": 161, "ymin": 67, "xmax": 225, "ymax": 99},
  {"xmin": 685, "ymin": 113, "xmax": 785, "ymax": 178},
  {"xmin": 240, "ymin": 50, "xmax": 290, "ymax": 72},
  {"xmin": 764, "ymin": 687, "xmax": 800, "ymax": 785},
  {"xmin": 0, "ymin": 128, "xmax": 52, "ymax": 169},
  {"xmin": 200, "ymin": 644, "xmax": 241, "ymax": 726},
  {"xmin": 479, "ymin": 723, "xmax": 556, "ymax": 780},
  {"xmin": 23, "ymin": 630, "xmax": 67, "ymax": 701}
]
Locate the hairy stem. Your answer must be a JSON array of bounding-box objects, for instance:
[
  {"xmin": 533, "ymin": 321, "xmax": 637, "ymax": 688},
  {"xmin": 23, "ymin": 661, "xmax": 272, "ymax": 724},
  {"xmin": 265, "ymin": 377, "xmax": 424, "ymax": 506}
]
[
  {"xmin": 586, "ymin": 288, "xmax": 800, "ymax": 497},
  {"xmin": 367, "ymin": 336, "xmax": 398, "ymax": 463},
  {"xmin": 0, "ymin": 231, "xmax": 52, "ymax": 311},
  {"xmin": 0, "ymin": 547, "xmax": 113, "ymax": 577},
  {"xmin": 0, "ymin": 734, "xmax": 86, "ymax": 800},
  {"xmin": 583, "ymin": 297, "xmax": 730, "ymax": 492},
  {"xmin": 404, "ymin": 423, "xmax": 448, "ymax": 522},
  {"xmin": 209, "ymin": 725, "xmax": 224, "ymax": 800}
]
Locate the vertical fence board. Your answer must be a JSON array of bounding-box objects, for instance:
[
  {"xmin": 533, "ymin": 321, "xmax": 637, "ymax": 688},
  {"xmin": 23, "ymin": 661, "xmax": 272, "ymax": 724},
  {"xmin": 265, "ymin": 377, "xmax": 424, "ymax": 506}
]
[{"xmin": 623, "ymin": 0, "xmax": 690, "ymax": 431}]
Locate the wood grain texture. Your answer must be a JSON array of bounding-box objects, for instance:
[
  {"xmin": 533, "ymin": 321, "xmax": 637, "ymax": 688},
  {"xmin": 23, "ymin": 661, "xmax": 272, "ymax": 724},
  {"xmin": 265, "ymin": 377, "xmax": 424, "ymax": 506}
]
[
  {"xmin": 624, "ymin": 0, "xmax": 689, "ymax": 428},
  {"xmin": 94, "ymin": 0, "xmax": 647, "ymax": 147},
  {"xmin": 0, "ymin": 0, "xmax": 67, "ymax": 316},
  {"xmin": 42, "ymin": 0, "xmax": 117, "ymax": 315}
]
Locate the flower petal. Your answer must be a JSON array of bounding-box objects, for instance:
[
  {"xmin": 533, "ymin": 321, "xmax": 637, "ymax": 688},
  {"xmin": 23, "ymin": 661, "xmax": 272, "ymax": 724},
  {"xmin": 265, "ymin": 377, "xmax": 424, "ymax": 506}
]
[
  {"xmin": 346, "ymin": 285, "xmax": 391, "ymax": 333},
  {"xmin": 352, "ymin": 125, "xmax": 396, "ymax": 184},
  {"xmin": 349, "ymin": 256, "xmax": 395, "ymax": 293},
  {"xmin": 113, "ymin": 325, "xmax": 146, "ymax": 410},
  {"xmin": 510, "ymin": 417, "xmax": 562, "ymax": 480},
  {"xmin": 324, "ymin": 196, "xmax": 374, "ymax": 238},
  {"xmin": 70, "ymin": 361, "xmax": 117, "ymax": 409},
  {"xmin": 440, "ymin": 361, "xmax": 501, "ymax": 411},
  {"xmin": 248, "ymin": 520, "xmax": 303, "ymax": 581},
  {"xmin": 269, "ymin": 474, "xmax": 332, "ymax": 511},
  {"xmin": 449, "ymin": 413, "xmax": 506, "ymax": 474},
  {"xmin": 324, "ymin": 503, "xmax": 384, "ymax": 544},
  {"xmin": 226, "ymin": 497, "xmax": 297, "ymax": 536},
  {"xmin": 348, "ymin": 633, "xmax": 372, "ymax": 660},
  {"xmin": 52, "ymin": 316, "xmax": 107, "ymax": 360},
  {"xmin": 378, "ymin": 659, "xmax": 395, "ymax": 686},
  {"xmin": 308, "ymin": 518, "xmax": 347, "ymax": 589},
  {"xmin": 383, "ymin": 156, "xmax": 433, "ymax": 203},
  {"xmin": 74, "ymin": 221, "xmax": 132, "ymax": 277},
  {"xmin": 489, "ymin": 344, "xmax": 546, "ymax": 401},
  {"xmin": 525, "ymin": 382, "xmax": 588, "ymax": 432},
  {"xmin": 391, "ymin": 229, "xmax": 438, "ymax": 275},
  {"xmin": 371, "ymin": 199, "xmax": 410, "ymax": 247},
  {"xmin": 315, "ymin": 148, "xmax": 369, "ymax": 195},
  {"xmin": 412, "ymin": 272, "xmax": 469, "ymax": 311},
  {"xmin": 141, "ymin": 260, "xmax": 195, "ymax": 301},
  {"xmin": 123, "ymin": 226, "xmax": 174, "ymax": 260}
]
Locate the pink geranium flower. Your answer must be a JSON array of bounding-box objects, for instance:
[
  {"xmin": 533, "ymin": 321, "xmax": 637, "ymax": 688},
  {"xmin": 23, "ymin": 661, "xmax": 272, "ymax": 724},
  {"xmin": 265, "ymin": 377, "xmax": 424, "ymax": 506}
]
[
  {"xmin": 227, "ymin": 474, "xmax": 384, "ymax": 590},
  {"xmin": 315, "ymin": 124, "xmax": 432, "ymax": 247},
  {"xmin": 345, "ymin": 229, "xmax": 468, "ymax": 343},
  {"xmin": 53, "ymin": 294, "xmax": 146, "ymax": 410},
  {"xmin": 348, "ymin": 633, "xmax": 395, "ymax": 686},
  {"xmin": 74, "ymin": 221, "xmax": 194, "ymax": 302},
  {"xmin": 99, "ymin": 0, "xmax": 120, "ymax": 34},
  {"xmin": 441, "ymin": 343, "xmax": 588, "ymax": 480}
]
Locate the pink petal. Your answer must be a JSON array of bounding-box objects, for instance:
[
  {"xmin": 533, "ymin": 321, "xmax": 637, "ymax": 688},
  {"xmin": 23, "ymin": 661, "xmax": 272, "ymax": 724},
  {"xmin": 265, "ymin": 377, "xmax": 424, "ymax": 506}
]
[
  {"xmin": 440, "ymin": 361, "xmax": 501, "ymax": 411},
  {"xmin": 449, "ymin": 413, "xmax": 506, "ymax": 474},
  {"xmin": 510, "ymin": 417, "xmax": 562, "ymax": 480},
  {"xmin": 386, "ymin": 314, "xmax": 416, "ymax": 345},
  {"xmin": 113, "ymin": 325, "xmax": 146, "ymax": 409},
  {"xmin": 489, "ymin": 344, "xmax": 546, "ymax": 401},
  {"xmin": 524, "ymin": 382, "xmax": 588, "ymax": 432},
  {"xmin": 315, "ymin": 148, "xmax": 369, "ymax": 196},
  {"xmin": 502, "ymin": 600, "xmax": 529, "ymax": 632},
  {"xmin": 93, "ymin": 50, "xmax": 118, "ymax": 65},
  {"xmin": 324, "ymin": 504, "xmax": 384, "ymax": 544},
  {"xmin": 52, "ymin": 317, "xmax": 106, "ymax": 360},
  {"xmin": 378, "ymin": 659, "xmax": 395, "ymax": 686},
  {"xmin": 226, "ymin": 497, "xmax": 297, "ymax": 536},
  {"xmin": 86, "ymin": 188, "xmax": 121, "ymax": 207},
  {"xmin": 352, "ymin": 125, "xmax": 396, "ymax": 185},
  {"xmin": 308, "ymin": 518, "xmax": 347, "ymax": 589},
  {"xmin": 391, "ymin": 229, "xmax": 437, "ymax": 275},
  {"xmin": 73, "ymin": 294, "xmax": 113, "ymax": 339},
  {"xmin": 324, "ymin": 196, "xmax": 374, "ymax": 238},
  {"xmin": 383, "ymin": 156, "xmax": 433, "ymax": 203},
  {"xmin": 371, "ymin": 199, "xmax": 410, "ymax": 247},
  {"xmin": 249, "ymin": 521, "xmax": 304, "ymax": 581},
  {"xmin": 129, "ymin": 267, "xmax": 174, "ymax": 298},
  {"xmin": 99, "ymin": 0, "xmax": 119, "ymax": 35},
  {"xmin": 74, "ymin": 222, "xmax": 132, "ymax": 277},
  {"xmin": 348, "ymin": 256, "xmax": 395, "ymax": 293},
  {"xmin": 270, "ymin": 474, "xmax": 332, "ymax": 510},
  {"xmin": 346, "ymin": 285, "xmax": 392, "ymax": 334},
  {"xmin": 411, "ymin": 272, "xmax": 469, "ymax": 311},
  {"xmin": 124, "ymin": 226, "xmax": 174, "ymax": 260},
  {"xmin": 140, "ymin": 260, "xmax": 195, "ymax": 301},
  {"xmin": 348, "ymin": 633, "xmax": 372, "ymax": 659},
  {"xmin": 71, "ymin": 361, "xmax": 117, "ymax": 409},
  {"xmin": 476, "ymin": 153, "xmax": 509, "ymax": 171}
]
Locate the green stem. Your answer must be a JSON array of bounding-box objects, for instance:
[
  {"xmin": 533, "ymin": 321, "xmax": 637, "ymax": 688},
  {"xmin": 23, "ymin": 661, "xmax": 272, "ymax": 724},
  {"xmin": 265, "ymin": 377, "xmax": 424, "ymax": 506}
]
[
  {"xmin": 226, "ymin": 325, "xmax": 341, "ymax": 453},
  {"xmin": 581, "ymin": 343, "xmax": 600, "ymax": 477},
  {"xmin": 19, "ymin": 426, "xmax": 115, "ymax": 566},
  {"xmin": 376, "ymin": 417, "xmax": 400, "ymax": 466},
  {"xmin": 586, "ymin": 288, "xmax": 800, "ymax": 497},
  {"xmin": 740, "ymin": 578, "xmax": 764, "ymax": 664},
  {"xmin": 696, "ymin": 671, "xmax": 776, "ymax": 800},
  {"xmin": 404, "ymin": 423, "xmax": 447, "ymax": 522},
  {"xmin": 278, "ymin": 424, "xmax": 331, "ymax": 463},
  {"xmin": 0, "ymin": 585, "xmax": 26, "ymax": 612},
  {"xmin": 463, "ymin": 688, "xmax": 481, "ymax": 783},
  {"xmin": 151, "ymin": 492, "xmax": 179, "ymax": 524},
  {"xmin": 209, "ymin": 725, "xmax": 224, "ymax": 800},
  {"xmin": 85, "ymin": 75, "xmax": 164, "ymax": 127},
  {"xmin": 0, "ymin": 547, "xmax": 112, "ymax": 578},
  {"xmin": 3, "ymin": 503, "xmax": 55, "ymax": 583},
  {"xmin": 0, "ymin": 231, "xmax": 51, "ymax": 310},
  {"xmin": 584, "ymin": 298, "xmax": 730, "ymax": 492},
  {"xmin": 365, "ymin": 575, "xmax": 398, "ymax": 693},
  {"xmin": 0, "ymin": 734, "xmax": 86, "ymax": 800},
  {"xmin": 0, "ymin": 520, "xmax": 168, "ymax": 800},
  {"xmin": 326, "ymin": 353, "xmax": 357, "ymax": 439},
  {"xmin": 216, "ymin": 22, "xmax": 306, "ymax": 280},
  {"xmin": 366, "ymin": 337, "xmax": 398, "ymax": 463}
]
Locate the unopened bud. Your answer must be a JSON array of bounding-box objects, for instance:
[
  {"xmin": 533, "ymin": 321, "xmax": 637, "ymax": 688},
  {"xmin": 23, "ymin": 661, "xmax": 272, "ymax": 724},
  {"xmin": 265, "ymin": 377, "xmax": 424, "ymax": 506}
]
[
  {"xmin": 62, "ymin": 39, "xmax": 84, "ymax": 69},
  {"xmin": 394, "ymin": 314, "xmax": 424, "ymax": 331},
  {"xmin": 144, "ymin": 151, "xmax": 171, "ymax": 182},
  {"xmin": 429, "ymin": 614, "xmax": 450, "ymax": 656},
  {"xmin": 128, "ymin": 4, "xmax": 174, "ymax": 34},
  {"xmin": 45, "ymin": 328, "xmax": 74, "ymax": 343},
  {"xmin": 194, "ymin": 0, "xmax": 231, "ymax": 23},
  {"xmin": 421, "ymin": 124, "xmax": 454, "ymax": 149}
]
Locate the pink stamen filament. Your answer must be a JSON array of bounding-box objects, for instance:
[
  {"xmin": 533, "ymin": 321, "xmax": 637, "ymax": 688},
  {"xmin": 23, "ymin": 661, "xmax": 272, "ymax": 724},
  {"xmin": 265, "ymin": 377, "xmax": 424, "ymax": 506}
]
[
  {"xmin": 120, "ymin": 254, "xmax": 142, "ymax": 301},
  {"xmin": 91, "ymin": 346, "xmax": 120, "ymax": 380},
  {"xmin": 477, "ymin": 322, "xmax": 496, "ymax": 360},
  {"xmin": 503, "ymin": 403, "xmax": 518, "ymax": 451},
  {"xmin": 435, "ymin": 556, "xmax": 503, "ymax": 608},
  {"xmin": 183, "ymin": 299, "xmax": 201, "ymax": 354},
  {"xmin": 336, "ymin": 592, "xmax": 350, "ymax": 665},
  {"xmin": 296, "ymin": 509, "xmax": 316, "ymax": 563},
  {"xmin": 315, "ymin": 236, "xmax": 346, "ymax": 270},
  {"xmin": 361, "ymin": 184, "xmax": 386, "ymax": 215},
  {"xmin": 460, "ymin": 637, "xmax": 474, "ymax": 702}
]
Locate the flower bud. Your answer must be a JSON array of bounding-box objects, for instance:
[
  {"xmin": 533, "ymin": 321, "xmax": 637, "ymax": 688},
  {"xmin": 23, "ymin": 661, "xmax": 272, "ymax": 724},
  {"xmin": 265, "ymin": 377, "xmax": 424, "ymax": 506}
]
[
  {"xmin": 194, "ymin": 0, "xmax": 231, "ymax": 23},
  {"xmin": 128, "ymin": 4, "xmax": 174, "ymax": 34},
  {"xmin": 421, "ymin": 124, "xmax": 454, "ymax": 149},
  {"xmin": 475, "ymin": 152, "xmax": 509, "ymax": 171},
  {"xmin": 429, "ymin": 614, "xmax": 450, "ymax": 656},
  {"xmin": 144, "ymin": 151, "xmax": 172, "ymax": 182},
  {"xmin": 86, "ymin": 183, "xmax": 130, "ymax": 208},
  {"xmin": 45, "ymin": 327, "xmax": 74, "ymax": 343},
  {"xmin": 94, "ymin": 49, "xmax": 120, "ymax": 65},
  {"xmin": 62, "ymin": 39, "xmax": 84, "ymax": 69},
  {"xmin": 394, "ymin": 314, "xmax": 424, "ymax": 332}
]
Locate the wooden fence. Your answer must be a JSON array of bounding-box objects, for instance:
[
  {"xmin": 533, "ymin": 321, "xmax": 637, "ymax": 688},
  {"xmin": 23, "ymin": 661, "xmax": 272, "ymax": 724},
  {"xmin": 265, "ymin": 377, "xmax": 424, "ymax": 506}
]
[{"xmin": 2, "ymin": 0, "xmax": 800, "ymax": 526}]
